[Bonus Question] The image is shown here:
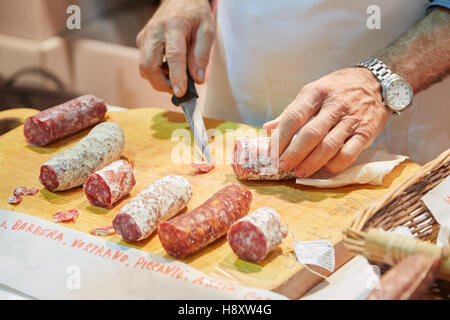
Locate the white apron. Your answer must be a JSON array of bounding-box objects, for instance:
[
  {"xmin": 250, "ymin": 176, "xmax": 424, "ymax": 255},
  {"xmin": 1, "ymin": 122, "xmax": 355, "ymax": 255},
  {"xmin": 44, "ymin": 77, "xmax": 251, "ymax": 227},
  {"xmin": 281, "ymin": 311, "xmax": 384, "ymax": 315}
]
[{"xmin": 202, "ymin": 0, "xmax": 450, "ymax": 164}]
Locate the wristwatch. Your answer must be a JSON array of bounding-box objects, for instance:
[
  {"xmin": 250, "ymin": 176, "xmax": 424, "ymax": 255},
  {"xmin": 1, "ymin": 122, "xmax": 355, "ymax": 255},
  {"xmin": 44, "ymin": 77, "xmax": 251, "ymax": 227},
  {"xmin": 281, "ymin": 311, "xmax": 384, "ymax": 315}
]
[{"xmin": 357, "ymin": 57, "xmax": 413, "ymax": 114}]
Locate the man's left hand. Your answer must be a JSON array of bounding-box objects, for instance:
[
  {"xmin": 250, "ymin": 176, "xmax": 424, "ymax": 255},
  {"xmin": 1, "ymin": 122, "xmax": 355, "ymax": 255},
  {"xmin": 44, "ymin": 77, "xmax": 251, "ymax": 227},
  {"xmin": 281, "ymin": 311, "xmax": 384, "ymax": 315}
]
[{"xmin": 263, "ymin": 67, "xmax": 392, "ymax": 178}]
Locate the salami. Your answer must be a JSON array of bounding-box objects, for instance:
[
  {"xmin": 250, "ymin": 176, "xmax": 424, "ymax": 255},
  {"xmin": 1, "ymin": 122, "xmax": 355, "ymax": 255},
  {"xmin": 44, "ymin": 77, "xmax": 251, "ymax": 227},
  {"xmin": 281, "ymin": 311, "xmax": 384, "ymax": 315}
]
[
  {"xmin": 7, "ymin": 186, "xmax": 39, "ymax": 205},
  {"xmin": 191, "ymin": 161, "xmax": 215, "ymax": 174},
  {"xmin": 24, "ymin": 95, "xmax": 107, "ymax": 146},
  {"xmin": 158, "ymin": 184, "xmax": 252, "ymax": 259},
  {"xmin": 90, "ymin": 225, "xmax": 116, "ymax": 236},
  {"xmin": 52, "ymin": 209, "xmax": 79, "ymax": 223},
  {"xmin": 39, "ymin": 122, "xmax": 125, "ymax": 191},
  {"xmin": 366, "ymin": 253, "xmax": 441, "ymax": 300},
  {"xmin": 232, "ymin": 137, "xmax": 295, "ymax": 181},
  {"xmin": 113, "ymin": 175, "xmax": 192, "ymax": 241},
  {"xmin": 227, "ymin": 207, "xmax": 288, "ymax": 262},
  {"xmin": 84, "ymin": 159, "xmax": 135, "ymax": 208}
]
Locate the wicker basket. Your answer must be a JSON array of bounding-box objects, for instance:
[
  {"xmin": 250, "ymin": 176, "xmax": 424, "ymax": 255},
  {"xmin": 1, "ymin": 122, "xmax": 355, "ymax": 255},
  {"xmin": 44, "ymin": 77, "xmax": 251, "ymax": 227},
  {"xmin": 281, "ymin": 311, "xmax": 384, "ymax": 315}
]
[{"xmin": 349, "ymin": 148, "xmax": 450, "ymax": 299}]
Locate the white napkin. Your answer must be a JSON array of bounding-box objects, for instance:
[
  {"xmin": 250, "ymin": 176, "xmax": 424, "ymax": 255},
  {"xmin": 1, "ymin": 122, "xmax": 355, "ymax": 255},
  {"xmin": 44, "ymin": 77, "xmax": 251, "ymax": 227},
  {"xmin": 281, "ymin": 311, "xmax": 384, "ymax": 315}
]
[{"xmin": 296, "ymin": 144, "xmax": 409, "ymax": 188}]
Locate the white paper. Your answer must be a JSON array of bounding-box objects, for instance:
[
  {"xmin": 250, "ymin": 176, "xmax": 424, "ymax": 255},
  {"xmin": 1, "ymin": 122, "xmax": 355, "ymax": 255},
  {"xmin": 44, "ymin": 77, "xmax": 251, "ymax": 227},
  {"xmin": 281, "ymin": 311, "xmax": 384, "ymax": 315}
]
[
  {"xmin": 302, "ymin": 256, "xmax": 377, "ymax": 300},
  {"xmin": 437, "ymin": 226, "xmax": 450, "ymax": 248},
  {"xmin": 293, "ymin": 239, "xmax": 335, "ymax": 273},
  {"xmin": 422, "ymin": 176, "xmax": 450, "ymax": 228},
  {"xmin": 296, "ymin": 144, "xmax": 408, "ymax": 188},
  {"xmin": 0, "ymin": 209, "xmax": 287, "ymax": 300}
]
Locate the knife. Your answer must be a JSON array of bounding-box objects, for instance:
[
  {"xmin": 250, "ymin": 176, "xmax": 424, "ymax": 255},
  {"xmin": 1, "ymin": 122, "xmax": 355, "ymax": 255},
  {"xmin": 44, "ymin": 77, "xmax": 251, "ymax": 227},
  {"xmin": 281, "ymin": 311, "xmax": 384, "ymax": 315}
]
[{"xmin": 171, "ymin": 72, "xmax": 212, "ymax": 163}]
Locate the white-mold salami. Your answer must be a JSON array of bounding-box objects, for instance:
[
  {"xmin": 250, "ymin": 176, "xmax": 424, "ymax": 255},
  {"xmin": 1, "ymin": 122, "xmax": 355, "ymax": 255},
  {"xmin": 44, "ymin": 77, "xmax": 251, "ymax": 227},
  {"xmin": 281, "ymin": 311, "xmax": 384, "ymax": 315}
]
[
  {"xmin": 228, "ymin": 207, "xmax": 288, "ymax": 262},
  {"xmin": 84, "ymin": 159, "xmax": 135, "ymax": 208},
  {"xmin": 24, "ymin": 95, "xmax": 107, "ymax": 146},
  {"xmin": 39, "ymin": 122, "xmax": 125, "ymax": 191},
  {"xmin": 232, "ymin": 137, "xmax": 295, "ymax": 180},
  {"xmin": 113, "ymin": 175, "xmax": 192, "ymax": 241}
]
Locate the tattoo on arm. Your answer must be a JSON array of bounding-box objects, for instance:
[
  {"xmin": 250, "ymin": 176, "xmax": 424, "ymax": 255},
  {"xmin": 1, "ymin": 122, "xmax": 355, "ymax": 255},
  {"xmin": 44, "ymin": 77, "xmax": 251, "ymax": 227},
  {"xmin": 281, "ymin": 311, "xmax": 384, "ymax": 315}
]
[{"xmin": 374, "ymin": 7, "xmax": 450, "ymax": 93}]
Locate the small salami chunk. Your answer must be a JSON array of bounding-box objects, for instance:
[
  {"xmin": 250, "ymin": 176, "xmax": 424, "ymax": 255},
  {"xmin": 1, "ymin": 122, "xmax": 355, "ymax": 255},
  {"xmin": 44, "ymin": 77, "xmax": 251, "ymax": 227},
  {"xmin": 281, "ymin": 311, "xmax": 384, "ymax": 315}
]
[
  {"xmin": 24, "ymin": 95, "xmax": 107, "ymax": 146},
  {"xmin": 90, "ymin": 225, "xmax": 116, "ymax": 236},
  {"xmin": 191, "ymin": 161, "xmax": 215, "ymax": 174},
  {"xmin": 158, "ymin": 184, "xmax": 252, "ymax": 259},
  {"xmin": 113, "ymin": 175, "xmax": 192, "ymax": 242},
  {"xmin": 366, "ymin": 253, "xmax": 441, "ymax": 300},
  {"xmin": 8, "ymin": 194, "xmax": 23, "ymax": 205},
  {"xmin": 232, "ymin": 137, "xmax": 295, "ymax": 181},
  {"xmin": 228, "ymin": 207, "xmax": 288, "ymax": 262},
  {"xmin": 84, "ymin": 159, "xmax": 135, "ymax": 209},
  {"xmin": 39, "ymin": 122, "xmax": 125, "ymax": 191},
  {"xmin": 53, "ymin": 209, "xmax": 79, "ymax": 223}
]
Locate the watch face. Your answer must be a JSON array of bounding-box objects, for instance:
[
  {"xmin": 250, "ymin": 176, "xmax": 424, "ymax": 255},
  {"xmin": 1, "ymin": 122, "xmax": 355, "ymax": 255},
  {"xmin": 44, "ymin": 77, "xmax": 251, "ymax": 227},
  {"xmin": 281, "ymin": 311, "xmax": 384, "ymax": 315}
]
[{"xmin": 384, "ymin": 78, "xmax": 413, "ymax": 112}]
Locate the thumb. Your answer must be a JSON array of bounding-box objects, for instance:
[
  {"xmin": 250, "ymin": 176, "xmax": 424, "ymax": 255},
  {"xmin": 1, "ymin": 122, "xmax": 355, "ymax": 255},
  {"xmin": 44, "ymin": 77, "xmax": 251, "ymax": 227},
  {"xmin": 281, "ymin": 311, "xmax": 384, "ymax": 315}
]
[
  {"xmin": 263, "ymin": 114, "xmax": 282, "ymax": 134},
  {"xmin": 188, "ymin": 22, "xmax": 215, "ymax": 84}
]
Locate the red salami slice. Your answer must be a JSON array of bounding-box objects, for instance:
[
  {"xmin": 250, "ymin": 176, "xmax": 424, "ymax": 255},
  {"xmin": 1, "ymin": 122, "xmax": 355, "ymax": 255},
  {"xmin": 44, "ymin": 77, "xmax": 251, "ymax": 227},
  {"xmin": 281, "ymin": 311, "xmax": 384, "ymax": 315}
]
[
  {"xmin": 84, "ymin": 159, "xmax": 135, "ymax": 209},
  {"xmin": 113, "ymin": 175, "xmax": 192, "ymax": 242},
  {"xmin": 52, "ymin": 209, "xmax": 79, "ymax": 223},
  {"xmin": 13, "ymin": 186, "xmax": 39, "ymax": 196},
  {"xmin": 158, "ymin": 184, "xmax": 252, "ymax": 259},
  {"xmin": 39, "ymin": 122, "xmax": 125, "ymax": 191},
  {"xmin": 228, "ymin": 207, "xmax": 288, "ymax": 262},
  {"xmin": 24, "ymin": 95, "xmax": 107, "ymax": 146},
  {"xmin": 232, "ymin": 137, "xmax": 295, "ymax": 180}
]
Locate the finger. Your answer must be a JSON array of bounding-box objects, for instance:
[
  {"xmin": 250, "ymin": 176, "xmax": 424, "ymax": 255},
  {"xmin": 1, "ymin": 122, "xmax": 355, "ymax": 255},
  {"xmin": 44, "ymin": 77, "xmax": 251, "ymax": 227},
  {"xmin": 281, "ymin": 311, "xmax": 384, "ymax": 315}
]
[
  {"xmin": 275, "ymin": 84, "xmax": 326, "ymax": 156},
  {"xmin": 323, "ymin": 133, "xmax": 370, "ymax": 173},
  {"xmin": 293, "ymin": 118, "xmax": 357, "ymax": 178},
  {"xmin": 165, "ymin": 26, "xmax": 188, "ymax": 97},
  {"xmin": 139, "ymin": 38, "xmax": 172, "ymax": 92},
  {"xmin": 278, "ymin": 106, "xmax": 342, "ymax": 171},
  {"xmin": 262, "ymin": 114, "xmax": 282, "ymax": 134},
  {"xmin": 187, "ymin": 22, "xmax": 215, "ymax": 84}
]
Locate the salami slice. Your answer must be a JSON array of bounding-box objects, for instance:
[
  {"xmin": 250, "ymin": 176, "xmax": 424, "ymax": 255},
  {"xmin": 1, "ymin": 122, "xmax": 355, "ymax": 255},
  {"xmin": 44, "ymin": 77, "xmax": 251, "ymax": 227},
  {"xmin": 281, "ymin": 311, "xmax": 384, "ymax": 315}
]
[
  {"xmin": 84, "ymin": 159, "xmax": 135, "ymax": 208},
  {"xmin": 191, "ymin": 161, "xmax": 215, "ymax": 174},
  {"xmin": 24, "ymin": 95, "xmax": 107, "ymax": 146},
  {"xmin": 228, "ymin": 207, "xmax": 288, "ymax": 262},
  {"xmin": 52, "ymin": 209, "xmax": 79, "ymax": 223},
  {"xmin": 113, "ymin": 175, "xmax": 192, "ymax": 242},
  {"xmin": 158, "ymin": 184, "xmax": 252, "ymax": 259},
  {"xmin": 232, "ymin": 137, "xmax": 295, "ymax": 181},
  {"xmin": 8, "ymin": 194, "xmax": 23, "ymax": 205},
  {"xmin": 39, "ymin": 122, "xmax": 125, "ymax": 191},
  {"xmin": 90, "ymin": 225, "xmax": 116, "ymax": 236}
]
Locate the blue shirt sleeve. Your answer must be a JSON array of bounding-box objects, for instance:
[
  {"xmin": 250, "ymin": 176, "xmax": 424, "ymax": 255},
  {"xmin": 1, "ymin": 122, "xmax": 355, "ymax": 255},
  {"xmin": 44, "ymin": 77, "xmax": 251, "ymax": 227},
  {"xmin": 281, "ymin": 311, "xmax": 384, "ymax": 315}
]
[{"xmin": 429, "ymin": 0, "xmax": 450, "ymax": 9}]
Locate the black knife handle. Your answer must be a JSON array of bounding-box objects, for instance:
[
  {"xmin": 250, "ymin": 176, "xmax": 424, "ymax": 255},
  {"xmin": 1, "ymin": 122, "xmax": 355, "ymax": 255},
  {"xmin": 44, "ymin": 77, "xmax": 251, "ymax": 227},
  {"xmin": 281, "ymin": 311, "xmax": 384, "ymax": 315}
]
[{"xmin": 171, "ymin": 71, "xmax": 198, "ymax": 106}]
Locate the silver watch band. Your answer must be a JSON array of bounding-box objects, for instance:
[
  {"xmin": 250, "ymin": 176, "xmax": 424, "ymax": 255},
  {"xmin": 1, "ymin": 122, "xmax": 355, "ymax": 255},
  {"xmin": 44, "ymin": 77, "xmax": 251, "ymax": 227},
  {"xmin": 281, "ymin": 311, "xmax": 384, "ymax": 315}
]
[{"xmin": 357, "ymin": 57, "xmax": 392, "ymax": 83}]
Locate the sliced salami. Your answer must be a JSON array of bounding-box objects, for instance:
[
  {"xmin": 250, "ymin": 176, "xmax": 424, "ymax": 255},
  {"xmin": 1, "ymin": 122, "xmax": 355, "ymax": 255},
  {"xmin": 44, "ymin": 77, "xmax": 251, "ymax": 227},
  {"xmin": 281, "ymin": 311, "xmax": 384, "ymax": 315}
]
[
  {"xmin": 113, "ymin": 175, "xmax": 192, "ymax": 242},
  {"xmin": 39, "ymin": 122, "xmax": 125, "ymax": 192},
  {"xmin": 24, "ymin": 95, "xmax": 107, "ymax": 146},
  {"xmin": 158, "ymin": 184, "xmax": 252, "ymax": 259},
  {"xmin": 191, "ymin": 161, "xmax": 215, "ymax": 174},
  {"xmin": 52, "ymin": 209, "xmax": 79, "ymax": 223},
  {"xmin": 232, "ymin": 137, "xmax": 295, "ymax": 181},
  {"xmin": 8, "ymin": 194, "xmax": 23, "ymax": 205},
  {"xmin": 84, "ymin": 159, "xmax": 135, "ymax": 208},
  {"xmin": 90, "ymin": 225, "xmax": 116, "ymax": 236},
  {"xmin": 228, "ymin": 207, "xmax": 288, "ymax": 262}
]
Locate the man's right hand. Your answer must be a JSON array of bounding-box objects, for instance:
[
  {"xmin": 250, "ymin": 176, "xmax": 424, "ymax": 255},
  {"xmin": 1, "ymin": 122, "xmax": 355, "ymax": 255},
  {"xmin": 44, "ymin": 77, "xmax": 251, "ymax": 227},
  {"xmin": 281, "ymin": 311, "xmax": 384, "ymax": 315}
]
[{"xmin": 137, "ymin": 0, "xmax": 216, "ymax": 97}]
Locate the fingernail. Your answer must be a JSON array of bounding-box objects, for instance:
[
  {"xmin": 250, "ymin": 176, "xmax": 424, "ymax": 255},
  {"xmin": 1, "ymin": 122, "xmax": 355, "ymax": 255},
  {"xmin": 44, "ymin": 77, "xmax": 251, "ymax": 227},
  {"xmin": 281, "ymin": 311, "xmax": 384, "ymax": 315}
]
[
  {"xmin": 173, "ymin": 86, "xmax": 182, "ymax": 97},
  {"xmin": 295, "ymin": 167, "xmax": 306, "ymax": 179},
  {"xmin": 197, "ymin": 69, "xmax": 204, "ymax": 81}
]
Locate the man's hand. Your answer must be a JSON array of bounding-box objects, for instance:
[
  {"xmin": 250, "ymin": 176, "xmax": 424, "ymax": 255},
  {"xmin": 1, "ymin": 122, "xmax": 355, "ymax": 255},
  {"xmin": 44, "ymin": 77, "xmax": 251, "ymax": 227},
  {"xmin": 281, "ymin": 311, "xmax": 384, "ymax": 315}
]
[
  {"xmin": 137, "ymin": 0, "xmax": 215, "ymax": 97},
  {"xmin": 263, "ymin": 68, "xmax": 391, "ymax": 178}
]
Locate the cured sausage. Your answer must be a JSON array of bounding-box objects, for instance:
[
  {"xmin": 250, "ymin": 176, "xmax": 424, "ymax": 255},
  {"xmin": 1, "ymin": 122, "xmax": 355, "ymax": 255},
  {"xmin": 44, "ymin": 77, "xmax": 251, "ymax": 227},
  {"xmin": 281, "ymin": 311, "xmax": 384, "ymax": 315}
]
[
  {"xmin": 39, "ymin": 122, "xmax": 125, "ymax": 191},
  {"xmin": 113, "ymin": 175, "xmax": 192, "ymax": 242},
  {"xmin": 84, "ymin": 159, "xmax": 135, "ymax": 208},
  {"xmin": 227, "ymin": 207, "xmax": 288, "ymax": 262},
  {"xmin": 52, "ymin": 209, "xmax": 79, "ymax": 223},
  {"xmin": 158, "ymin": 184, "xmax": 252, "ymax": 259},
  {"xmin": 191, "ymin": 161, "xmax": 215, "ymax": 174},
  {"xmin": 232, "ymin": 137, "xmax": 295, "ymax": 181},
  {"xmin": 366, "ymin": 253, "xmax": 441, "ymax": 300},
  {"xmin": 7, "ymin": 186, "xmax": 39, "ymax": 205},
  {"xmin": 24, "ymin": 95, "xmax": 107, "ymax": 146}
]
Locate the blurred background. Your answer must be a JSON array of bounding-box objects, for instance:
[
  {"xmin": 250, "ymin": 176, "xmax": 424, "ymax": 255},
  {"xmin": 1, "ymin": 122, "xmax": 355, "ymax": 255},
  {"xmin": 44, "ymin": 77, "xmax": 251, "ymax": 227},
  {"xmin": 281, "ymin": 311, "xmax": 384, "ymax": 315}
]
[{"xmin": 0, "ymin": 0, "xmax": 193, "ymax": 112}]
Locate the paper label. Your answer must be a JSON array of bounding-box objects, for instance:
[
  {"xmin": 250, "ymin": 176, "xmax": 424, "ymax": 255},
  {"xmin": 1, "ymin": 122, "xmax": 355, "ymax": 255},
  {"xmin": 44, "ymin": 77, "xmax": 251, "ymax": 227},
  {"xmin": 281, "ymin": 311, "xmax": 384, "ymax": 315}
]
[
  {"xmin": 293, "ymin": 239, "xmax": 335, "ymax": 272},
  {"xmin": 0, "ymin": 209, "xmax": 287, "ymax": 300},
  {"xmin": 422, "ymin": 176, "xmax": 450, "ymax": 228}
]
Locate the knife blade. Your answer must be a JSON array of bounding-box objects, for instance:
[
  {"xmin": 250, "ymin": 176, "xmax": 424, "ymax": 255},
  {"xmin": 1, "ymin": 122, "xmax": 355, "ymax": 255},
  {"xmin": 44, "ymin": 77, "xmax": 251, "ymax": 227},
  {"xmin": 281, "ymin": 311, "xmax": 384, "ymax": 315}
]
[{"xmin": 171, "ymin": 72, "xmax": 212, "ymax": 163}]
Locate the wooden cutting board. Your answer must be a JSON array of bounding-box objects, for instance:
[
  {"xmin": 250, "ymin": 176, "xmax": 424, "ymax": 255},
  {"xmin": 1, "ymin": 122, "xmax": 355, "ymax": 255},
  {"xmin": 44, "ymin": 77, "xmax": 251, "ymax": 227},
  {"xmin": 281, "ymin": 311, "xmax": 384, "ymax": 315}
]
[{"xmin": 0, "ymin": 107, "xmax": 421, "ymax": 299}]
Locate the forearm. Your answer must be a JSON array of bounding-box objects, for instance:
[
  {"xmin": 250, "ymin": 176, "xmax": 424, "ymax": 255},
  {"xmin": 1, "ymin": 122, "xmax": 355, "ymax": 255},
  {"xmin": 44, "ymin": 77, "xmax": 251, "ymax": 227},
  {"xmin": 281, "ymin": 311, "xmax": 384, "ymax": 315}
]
[{"xmin": 373, "ymin": 7, "xmax": 450, "ymax": 93}]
